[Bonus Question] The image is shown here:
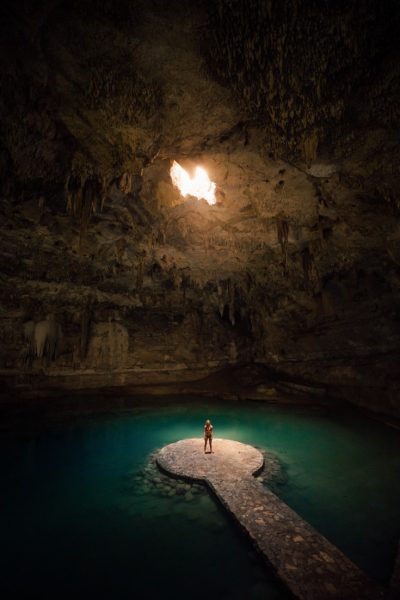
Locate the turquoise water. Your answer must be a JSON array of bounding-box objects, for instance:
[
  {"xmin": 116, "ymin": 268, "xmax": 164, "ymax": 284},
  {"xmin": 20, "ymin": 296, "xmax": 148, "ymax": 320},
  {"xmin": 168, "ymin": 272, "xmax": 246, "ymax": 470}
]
[{"xmin": 1, "ymin": 400, "xmax": 400, "ymax": 599}]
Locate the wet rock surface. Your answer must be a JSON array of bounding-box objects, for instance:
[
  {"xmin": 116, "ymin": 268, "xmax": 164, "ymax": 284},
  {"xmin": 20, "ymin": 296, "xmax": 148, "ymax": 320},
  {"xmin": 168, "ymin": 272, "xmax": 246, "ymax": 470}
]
[
  {"xmin": 122, "ymin": 442, "xmax": 285, "ymax": 505},
  {"xmin": 132, "ymin": 450, "xmax": 206, "ymax": 501},
  {"xmin": 157, "ymin": 438, "xmax": 384, "ymax": 600}
]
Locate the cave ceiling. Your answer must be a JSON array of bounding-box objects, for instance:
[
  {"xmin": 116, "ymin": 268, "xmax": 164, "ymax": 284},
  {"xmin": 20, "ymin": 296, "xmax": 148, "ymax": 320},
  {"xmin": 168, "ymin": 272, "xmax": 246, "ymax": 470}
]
[{"xmin": 0, "ymin": 0, "xmax": 399, "ymax": 414}]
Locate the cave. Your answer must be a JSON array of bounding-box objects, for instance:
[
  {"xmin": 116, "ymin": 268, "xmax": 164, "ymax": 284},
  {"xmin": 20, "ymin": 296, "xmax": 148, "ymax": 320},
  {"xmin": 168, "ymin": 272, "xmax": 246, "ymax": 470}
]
[{"xmin": 1, "ymin": 0, "xmax": 400, "ymax": 598}]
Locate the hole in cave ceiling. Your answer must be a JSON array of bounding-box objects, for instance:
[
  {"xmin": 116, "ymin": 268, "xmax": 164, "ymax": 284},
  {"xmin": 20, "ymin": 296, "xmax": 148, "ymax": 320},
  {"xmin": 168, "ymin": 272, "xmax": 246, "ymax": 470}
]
[{"xmin": 170, "ymin": 160, "xmax": 217, "ymax": 205}]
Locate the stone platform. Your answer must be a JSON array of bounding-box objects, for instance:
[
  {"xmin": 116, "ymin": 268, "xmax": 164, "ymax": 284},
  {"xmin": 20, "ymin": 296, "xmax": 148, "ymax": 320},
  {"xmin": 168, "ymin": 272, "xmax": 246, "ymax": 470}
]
[{"xmin": 157, "ymin": 438, "xmax": 384, "ymax": 600}]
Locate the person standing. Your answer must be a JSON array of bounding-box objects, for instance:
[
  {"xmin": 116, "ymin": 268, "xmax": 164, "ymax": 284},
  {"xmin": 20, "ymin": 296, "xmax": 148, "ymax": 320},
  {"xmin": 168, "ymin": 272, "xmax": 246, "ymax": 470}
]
[{"xmin": 204, "ymin": 419, "xmax": 213, "ymax": 453}]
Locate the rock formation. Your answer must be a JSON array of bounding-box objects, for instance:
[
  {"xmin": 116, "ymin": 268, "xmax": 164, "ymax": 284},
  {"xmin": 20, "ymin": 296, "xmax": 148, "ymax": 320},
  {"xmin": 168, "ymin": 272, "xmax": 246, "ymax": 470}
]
[{"xmin": 0, "ymin": 0, "xmax": 399, "ymax": 416}]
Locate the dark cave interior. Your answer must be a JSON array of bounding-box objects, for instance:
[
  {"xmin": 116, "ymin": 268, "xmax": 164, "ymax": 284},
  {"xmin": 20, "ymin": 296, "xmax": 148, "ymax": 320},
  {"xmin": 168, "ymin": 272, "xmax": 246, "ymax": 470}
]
[
  {"xmin": 1, "ymin": 1, "xmax": 400, "ymax": 598},
  {"xmin": 1, "ymin": 0, "xmax": 400, "ymax": 415}
]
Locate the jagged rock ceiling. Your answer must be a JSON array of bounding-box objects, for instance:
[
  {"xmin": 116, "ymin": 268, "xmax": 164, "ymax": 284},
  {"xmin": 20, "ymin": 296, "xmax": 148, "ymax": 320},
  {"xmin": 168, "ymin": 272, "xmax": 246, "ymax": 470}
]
[{"xmin": 0, "ymin": 0, "xmax": 399, "ymax": 415}]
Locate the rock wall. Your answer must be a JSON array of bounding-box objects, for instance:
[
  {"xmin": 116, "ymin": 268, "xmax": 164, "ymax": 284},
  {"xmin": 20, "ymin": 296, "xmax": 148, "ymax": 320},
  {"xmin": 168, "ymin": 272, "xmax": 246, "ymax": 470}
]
[
  {"xmin": 0, "ymin": 0, "xmax": 399, "ymax": 416},
  {"xmin": 206, "ymin": 1, "xmax": 400, "ymax": 168}
]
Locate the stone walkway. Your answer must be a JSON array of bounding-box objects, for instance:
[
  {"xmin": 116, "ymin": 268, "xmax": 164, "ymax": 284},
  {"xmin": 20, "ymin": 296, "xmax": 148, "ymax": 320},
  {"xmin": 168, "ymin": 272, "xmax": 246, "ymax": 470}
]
[{"xmin": 157, "ymin": 438, "xmax": 384, "ymax": 600}]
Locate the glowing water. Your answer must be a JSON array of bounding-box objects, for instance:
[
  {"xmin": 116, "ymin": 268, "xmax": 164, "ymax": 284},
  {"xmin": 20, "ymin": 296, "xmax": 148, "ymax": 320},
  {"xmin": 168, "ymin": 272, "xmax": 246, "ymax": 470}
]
[{"xmin": 1, "ymin": 401, "xmax": 399, "ymax": 599}]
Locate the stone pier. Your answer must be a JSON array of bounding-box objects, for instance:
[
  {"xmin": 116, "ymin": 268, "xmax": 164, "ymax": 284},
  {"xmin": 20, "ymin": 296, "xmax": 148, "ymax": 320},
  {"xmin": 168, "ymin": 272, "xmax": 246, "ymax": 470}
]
[{"xmin": 157, "ymin": 438, "xmax": 384, "ymax": 600}]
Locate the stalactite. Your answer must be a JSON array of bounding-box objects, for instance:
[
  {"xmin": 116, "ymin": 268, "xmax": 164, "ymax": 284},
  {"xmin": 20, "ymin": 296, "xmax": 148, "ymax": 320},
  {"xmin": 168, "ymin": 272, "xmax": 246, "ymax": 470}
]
[
  {"xmin": 217, "ymin": 282, "xmax": 224, "ymax": 317},
  {"xmin": 22, "ymin": 316, "xmax": 62, "ymax": 362},
  {"xmin": 66, "ymin": 173, "xmax": 106, "ymax": 248},
  {"xmin": 80, "ymin": 307, "xmax": 91, "ymax": 361},
  {"xmin": 276, "ymin": 219, "xmax": 289, "ymax": 271},
  {"xmin": 37, "ymin": 196, "xmax": 45, "ymax": 220},
  {"xmin": 117, "ymin": 172, "xmax": 133, "ymax": 195},
  {"xmin": 172, "ymin": 269, "xmax": 183, "ymax": 289},
  {"xmin": 81, "ymin": 175, "xmax": 104, "ymax": 246},
  {"xmin": 115, "ymin": 238, "xmax": 127, "ymax": 262},
  {"xmin": 23, "ymin": 320, "xmax": 35, "ymax": 361},
  {"xmin": 228, "ymin": 279, "xmax": 235, "ymax": 325},
  {"xmin": 136, "ymin": 258, "xmax": 144, "ymax": 290},
  {"xmin": 303, "ymin": 129, "xmax": 318, "ymax": 166},
  {"xmin": 302, "ymin": 247, "xmax": 320, "ymax": 295},
  {"xmin": 65, "ymin": 172, "xmax": 82, "ymax": 217}
]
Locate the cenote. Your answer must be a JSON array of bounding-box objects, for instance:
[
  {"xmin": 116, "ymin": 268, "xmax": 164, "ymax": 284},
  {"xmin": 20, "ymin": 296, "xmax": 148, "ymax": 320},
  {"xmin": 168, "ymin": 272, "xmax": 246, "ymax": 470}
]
[
  {"xmin": 1, "ymin": 399, "xmax": 400, "ymax": 599},
  {"xmin": 2, "ymin": 0, "xmax": 400, "ymax": 597}
]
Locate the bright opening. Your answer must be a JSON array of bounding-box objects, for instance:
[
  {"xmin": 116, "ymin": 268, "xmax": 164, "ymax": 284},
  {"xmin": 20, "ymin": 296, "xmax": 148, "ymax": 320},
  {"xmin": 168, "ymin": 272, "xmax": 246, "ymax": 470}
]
[{"xmin": 170, "ymin": 160, "xmax": 216, "ymax": 205}]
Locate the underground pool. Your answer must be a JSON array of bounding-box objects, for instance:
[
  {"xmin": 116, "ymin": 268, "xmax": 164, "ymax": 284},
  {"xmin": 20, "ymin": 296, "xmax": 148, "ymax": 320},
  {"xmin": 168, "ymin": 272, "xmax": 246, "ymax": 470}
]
[{"xmin": 1, "ymin": 399, "xmax": 399, "ymax": 599}]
